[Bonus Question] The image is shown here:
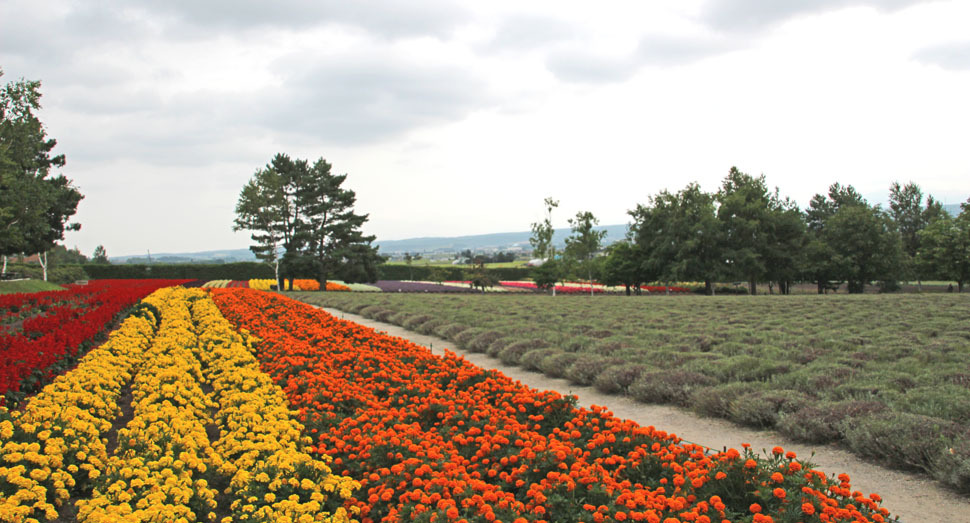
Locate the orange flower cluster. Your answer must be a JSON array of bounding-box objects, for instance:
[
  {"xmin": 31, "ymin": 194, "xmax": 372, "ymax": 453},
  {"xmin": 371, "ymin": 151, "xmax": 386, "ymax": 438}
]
[
  {"xmin": 326, "ymin": 281, "xmax": 351, "ymax": 292},
  {"xmin": 209, "ymin": 289, "xmax": 894, "ymax": 523}
]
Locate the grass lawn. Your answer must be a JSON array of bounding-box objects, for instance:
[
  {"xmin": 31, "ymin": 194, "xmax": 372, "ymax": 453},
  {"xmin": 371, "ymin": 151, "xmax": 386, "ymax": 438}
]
[
  {"xmin": 0, "ymin": 279, "xmax": 65, "ymax": 294},
  {"xmin": 293, "ymin": 291, "xmax": 970, "ymax": 493}
]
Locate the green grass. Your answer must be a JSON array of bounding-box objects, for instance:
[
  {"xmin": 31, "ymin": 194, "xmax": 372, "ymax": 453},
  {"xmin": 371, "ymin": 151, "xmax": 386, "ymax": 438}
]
[
  {"xmin": 292, "ymin": 291, "xmax": 970, "ymax": 493},
  {"xmin": 0, "ymin": 279, "xmax": 65, "ymax": 294}
]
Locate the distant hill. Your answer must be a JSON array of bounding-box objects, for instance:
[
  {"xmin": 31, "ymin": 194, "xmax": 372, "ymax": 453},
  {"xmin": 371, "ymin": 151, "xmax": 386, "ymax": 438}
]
[
  {"xmin": 112, "ymin": 248, "xmax": 257, "ymax": 264},
  {"xmin": 374, "ymin": 224, "xmax": 629, "ymax": 254},
  {"xmin": 111, "ymin": 224, "xmax": 631, "ymax": 263}
]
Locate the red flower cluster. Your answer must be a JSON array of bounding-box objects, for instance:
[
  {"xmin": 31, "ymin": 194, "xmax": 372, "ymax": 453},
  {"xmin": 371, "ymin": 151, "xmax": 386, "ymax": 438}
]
[
  {"xmin": 210, "ymin": 288, "xmax": 893, "ymax": 523},
  {"xmin": 0, "ymin": 279, "xmax": 190, "ymax": 406}
]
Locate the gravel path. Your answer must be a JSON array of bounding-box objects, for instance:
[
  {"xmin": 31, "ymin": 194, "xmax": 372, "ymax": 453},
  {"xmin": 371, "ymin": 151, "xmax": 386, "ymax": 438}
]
[{"xmin": 319, "ymin": 306, "xmax": 970, "ymax": 523}]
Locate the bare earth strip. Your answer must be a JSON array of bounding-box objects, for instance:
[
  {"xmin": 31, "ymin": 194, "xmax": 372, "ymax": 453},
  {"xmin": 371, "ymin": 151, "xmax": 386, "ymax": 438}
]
[{"xmin": 318, "ymin": 306, "xmax": 970, "ymax": 523}]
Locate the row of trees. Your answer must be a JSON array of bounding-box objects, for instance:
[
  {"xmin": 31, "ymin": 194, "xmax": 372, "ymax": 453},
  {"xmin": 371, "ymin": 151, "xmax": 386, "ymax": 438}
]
[
  {"xmin": 0, "ymin": 70, "xmax": 84, "ymax": 280},
  {"xmin": 533, "ymin": 167, "xmax": 969, "ymax": 295},
  {"xmin": 233, "ymin": 153, "xmax": 383, "ymax": 289}
]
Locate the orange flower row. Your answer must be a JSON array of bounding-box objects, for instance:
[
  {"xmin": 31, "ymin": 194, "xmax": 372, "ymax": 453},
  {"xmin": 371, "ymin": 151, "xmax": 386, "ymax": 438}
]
[{"xmin": 209, "ymin": 289, "xmax": 893, "ymax": 523}]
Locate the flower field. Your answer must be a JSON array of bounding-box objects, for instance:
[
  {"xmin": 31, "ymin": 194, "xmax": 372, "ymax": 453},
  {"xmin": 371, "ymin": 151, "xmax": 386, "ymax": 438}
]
[
  {"xmin": 210, "ymin": 288, "xmax": 893, "ymax": 523},
  {"xmin": 0, "ymin": 279, "xmax": 190, "ymax": 407},
  {"xmin": 1, "ymin": 286, "xmax": 358, "ymax": 522},
  {"xmin": 295, "ymin": 292, "xmax": 970, "ymax": 495}
]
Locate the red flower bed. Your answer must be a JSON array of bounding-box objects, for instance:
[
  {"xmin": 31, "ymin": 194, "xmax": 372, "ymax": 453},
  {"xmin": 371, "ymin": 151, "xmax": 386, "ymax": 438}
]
[
  {"xmin": 0, "ymin": 279, "xmax": 190, "ymax": 406},
  {"xmin": 210, "ymin": 288, "xmax": 892, "ymax": 523}
]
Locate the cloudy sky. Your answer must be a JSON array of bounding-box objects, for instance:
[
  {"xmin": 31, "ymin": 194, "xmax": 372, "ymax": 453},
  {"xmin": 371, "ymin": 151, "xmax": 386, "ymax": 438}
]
[{"xmin": 2, "ymin": 0, "xmax": 969, "ymax": 257}]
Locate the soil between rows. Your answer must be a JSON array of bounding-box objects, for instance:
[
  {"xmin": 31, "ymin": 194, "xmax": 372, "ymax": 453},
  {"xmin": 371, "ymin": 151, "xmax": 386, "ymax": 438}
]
[{"xmin": 318, "ymin": 306, "xmax": 970, "ymax": 523}]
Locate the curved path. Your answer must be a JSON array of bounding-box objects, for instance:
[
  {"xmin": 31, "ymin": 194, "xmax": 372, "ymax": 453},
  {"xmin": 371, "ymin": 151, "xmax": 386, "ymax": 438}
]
[{"xmin": 319, "ymin": 307, "xmax": 969, "ymax": 523}]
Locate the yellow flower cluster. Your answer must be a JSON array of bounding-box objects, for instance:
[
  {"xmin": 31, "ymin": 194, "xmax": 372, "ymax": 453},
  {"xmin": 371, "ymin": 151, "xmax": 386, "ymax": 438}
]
[
  {"xmin": 77, "ymin": 287, "xmax": 220, "ymax": 522},
  {"xmin": 248, "ymin": 279, "xmax": 320, "ymax": 291},
  {"xmin": 0, "ymin": 305, "xmax": 159, "ymax": 523},
  {"xmin": 190, "ymin": 292, "xmax": 359, "ymax": 522}
]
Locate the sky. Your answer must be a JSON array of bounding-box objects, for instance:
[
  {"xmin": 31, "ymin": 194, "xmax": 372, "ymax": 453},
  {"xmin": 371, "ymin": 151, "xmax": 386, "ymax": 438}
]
[{"xmin": 2, "ymin": 0, "xmax": 969, "ymax": 257}]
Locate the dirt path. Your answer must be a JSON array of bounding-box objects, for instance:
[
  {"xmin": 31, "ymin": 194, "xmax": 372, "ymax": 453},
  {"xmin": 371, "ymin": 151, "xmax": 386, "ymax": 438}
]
[{"xmin": 320, "ymin": 306, "xmax": 970, "ymax": 523}]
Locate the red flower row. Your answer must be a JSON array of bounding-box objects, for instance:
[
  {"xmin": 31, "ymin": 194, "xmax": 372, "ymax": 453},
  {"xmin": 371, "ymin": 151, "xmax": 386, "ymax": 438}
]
[
  {"xmin": 0, "ymin": 279, "xmax": 191, "ymax": 406},
  {"xmin": 210, "ymin": 289, "xmax": 891, "ymax": 523}
]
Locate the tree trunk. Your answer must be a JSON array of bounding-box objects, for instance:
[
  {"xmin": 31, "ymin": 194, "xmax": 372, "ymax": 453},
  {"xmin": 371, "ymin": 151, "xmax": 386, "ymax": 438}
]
[
  {"xmin": 1, "ymin": 255, "xmax": 6, "ymax": 275},
  {"xmin": 959, "ymin": 280, "xmax": 965, "ymax": 293},
  {"xmin": 749, "ymin": 278, "xmax": 757, "ymax": 296},
  {"xmin": 817, "ymin": 280, "xmax": 825, "ymax": 294},
  {"xmin": 38, "ymin": 252, "xmax": 48, "ymax": 281},
  {"xmin": 588, "ymin": 268, "xmax": 594, "ymax": 297},
  {"xmin": 767, "ymin": 281, "xmax": 774, "ymax": 295},
  {"xmin": 625, "ymin": 284, "xmax": 631, "ymax": 296},
  {"xmin": 273, "ymin": 260, "xmax": 281, "ymax": 291},
  {"xmin": 705, "ymin": 280, "xmax": 713, "ymax": 296}
]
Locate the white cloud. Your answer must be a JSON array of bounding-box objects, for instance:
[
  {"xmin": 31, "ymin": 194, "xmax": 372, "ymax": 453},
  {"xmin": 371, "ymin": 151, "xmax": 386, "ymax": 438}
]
[{"xmin": 1, "ymin": 0, "xmax": 967, "ymax": 256}]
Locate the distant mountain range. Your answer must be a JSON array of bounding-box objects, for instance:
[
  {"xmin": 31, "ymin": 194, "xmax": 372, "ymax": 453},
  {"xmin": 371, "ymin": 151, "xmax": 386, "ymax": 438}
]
[{"xmin": 111, "ymin": 224, "xmax": 631, "ymax": 263}]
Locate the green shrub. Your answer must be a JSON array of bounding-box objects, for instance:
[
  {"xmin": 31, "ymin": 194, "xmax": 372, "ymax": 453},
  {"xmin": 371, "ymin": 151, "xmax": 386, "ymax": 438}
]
[
  {"xmin": 565, "ymin": 356, "xmax": 619, "ymax": 386},
  {"xmin": 418, "ymin": 319, "xmax": 446, "ymax": 336},
  {"xmin": 727, "ymin": 389, "xmax": 810, "ymax": 429},
  {"xmin": 895, "ymin": 385, "xmax": 970, "ymax": 425},
  {"xmin": 486, "ymin": 338, "xmax": 513, "ymax": 357},
  {"xmin": 935, "ymin": 435, "xmax": 970, "ymax": 493},
  {"xmin": 843, "ymin": 412, "xmax": 961, "ymax": 474},
  {"xmin": 690, "ymin": 382, "xmax": 766, "ymax": 419},
  {"xmin": 776, "ymin": 400, "xmax": 888, "ymax": 443},
  {"xmin": 594, "ymin": 364, "xmax": 648, "ymax": 394},
  {"xmin": 452, "ymin": 328, "xmax": 485, "ymax": 350},
  {"xmin": 402, "ymin": 314, "xmax": 433, "ymax": 330},
  {"xmin": 468, "ymin": 331, "xmax": 504, "ymax": 353},
  {"xmin": 520, "ymin": 349, "xmax": 560, "ymax": 372},
  {"xmin": 630, "ymin": 371, "xmax": 717, "ymax": 407},
  {"xmin": 498, "ymin": 339, "xmax": 548, "ymax": 365},
  {"xmin": 539, "ymin": 352, "xmax": 580, "ymax": 378},
  {"xmin": 434, "ymin": 323, "xmax": 468, "ymax": 339},
  {"xmin": 714, "ymin": 355, "xmax": 790, "ymax": 382}
]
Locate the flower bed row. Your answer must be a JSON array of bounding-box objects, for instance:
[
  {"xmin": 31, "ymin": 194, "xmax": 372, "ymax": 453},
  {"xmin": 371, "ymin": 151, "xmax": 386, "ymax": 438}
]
[
  {"xmin": 1, "ymin": 286, "xmax": 359, "ymax": 522},
  {"xmin": 0, "ymin": 300, "xmax": 160, "ymax": 521},
  {"xmin": 0, "ymin": 279, "xmax": 190, "ymax": 407},
  {"xmin": 210, "ymin": 289, "xmax": 893, "ymax": 523}
]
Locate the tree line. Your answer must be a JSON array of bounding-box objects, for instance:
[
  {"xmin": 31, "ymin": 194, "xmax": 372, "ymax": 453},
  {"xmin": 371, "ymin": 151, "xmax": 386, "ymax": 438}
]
[{"xmin": 534, "ymin": 167, "xmax": 970, "ymax": 295}]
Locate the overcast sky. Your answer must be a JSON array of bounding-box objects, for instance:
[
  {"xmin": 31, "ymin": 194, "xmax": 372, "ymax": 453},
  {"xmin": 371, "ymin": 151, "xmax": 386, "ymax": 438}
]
[{"xmin": 2, "ymin": 0, "xmax": 969, "ymax": 257}]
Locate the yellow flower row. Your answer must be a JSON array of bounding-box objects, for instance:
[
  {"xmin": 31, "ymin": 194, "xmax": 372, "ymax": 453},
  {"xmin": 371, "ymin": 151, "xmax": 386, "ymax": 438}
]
[
  {"xmin": 77, "ymin": 287, "xmax": 221, "ymax": 522},
  {"xmin": 190, "ymin": 292, "xmax": 359, "ymax": 522},
  {"xmin": 0, "ymin": 304, "xmax": 159, "ymax": 523},
  {"xmin": 248, "ymin": 279, "xmax": 320, "ymax": 291}
]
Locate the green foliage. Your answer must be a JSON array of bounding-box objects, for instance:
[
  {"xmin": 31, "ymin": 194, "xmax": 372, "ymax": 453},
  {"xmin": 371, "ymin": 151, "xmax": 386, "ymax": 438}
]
[
  {"xmin": 233, "ymin": 153, "xmax": 383, "ymax": 286},
  {"xmin": 918, "ymin": 199, "xmax": 970, "ymax": 291},
  {"xmin": 529, "ymin": 197, "xmax": 558, "ymax": 259},
  {"xmin": 0, "ymin": 70, "xmax": 83, "ymax": 258},
  {"xmin": 91, "ymin": 244, "xmax": 109, "ymax": 264}
]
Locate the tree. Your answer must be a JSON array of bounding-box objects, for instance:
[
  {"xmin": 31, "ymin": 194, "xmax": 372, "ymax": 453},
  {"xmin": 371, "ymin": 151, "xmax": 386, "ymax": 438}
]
[
  {"xmin": 806, "ymin": 184, "xmax": 902, "ymax": 293},
  {"xmin": 565, "ymin": 211, "xmax": 607, "ymax": 296},
  {"xmin": 529, "ymin": 197, "xmax": 562, "ymax": 295},
  {"xmin": 292, "ymin": 157, "xmax": 381, "ymax": 288},
  {"xmin": 92, "ymin": 245, "xmax": 109, "ymax": 264},
  {"xmin": 600, "ymin": 241, "xmax": 645, "ymax": 295},
  {"xmin": 530, "ymin": 197, "xmax": 558, "ymax": 260},
  {"xmin": 233, "ymin": 163, "xmax": 287, "ymax": 288},
  {"xmin": 234, "ymin": 154, "xmax": 381, "ymax": 289},
  {"xmin": 918, "ymin": 199, "xmax": 970, "ymax": 292},
  {"xmin": 1, "ymin": 70, "xmax": 83, "ymax": 278},
  {"xmin": 630, "ymin": 183, "xmax": 724, "ymax": 295}
]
